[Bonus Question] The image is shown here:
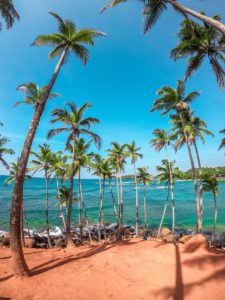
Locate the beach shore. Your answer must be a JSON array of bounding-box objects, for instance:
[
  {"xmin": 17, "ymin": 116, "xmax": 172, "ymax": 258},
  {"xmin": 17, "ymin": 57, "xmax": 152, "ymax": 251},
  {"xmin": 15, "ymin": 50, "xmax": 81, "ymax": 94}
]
[{"xmin": 1, "ymin": 237, "xmax": 225, "ymax": 300}]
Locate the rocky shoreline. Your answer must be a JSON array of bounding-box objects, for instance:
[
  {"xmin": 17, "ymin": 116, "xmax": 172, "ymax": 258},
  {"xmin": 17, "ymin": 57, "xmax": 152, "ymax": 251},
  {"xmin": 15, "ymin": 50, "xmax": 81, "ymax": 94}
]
[{"xmin": 1, "ymin": 224, "xmax": 225, "ymax": 250}]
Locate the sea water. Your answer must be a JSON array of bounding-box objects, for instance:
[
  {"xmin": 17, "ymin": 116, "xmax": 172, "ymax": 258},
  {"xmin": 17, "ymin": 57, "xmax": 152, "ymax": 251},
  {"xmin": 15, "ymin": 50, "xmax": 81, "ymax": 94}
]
[{"xmin": 0, "ymin": 176, "xmax": 224, "ymax": 233}]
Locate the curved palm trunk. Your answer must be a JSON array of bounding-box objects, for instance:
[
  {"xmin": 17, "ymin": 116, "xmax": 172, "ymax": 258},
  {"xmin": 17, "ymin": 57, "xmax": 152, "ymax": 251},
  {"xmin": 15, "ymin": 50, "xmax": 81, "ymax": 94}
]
[
  {"xmin": 193, "ymin": 140, "xmax": 203, "ymax": 233},
  {"xmin": 67, "ymin": 140, "xmax": 76, "ymax": 248},
  {"xmin": 134, "ymin": 162, "xmax": 139, "ymax": 237},
  {"xmin": 157, "ymin": 185, "xmax": 170, "ymax": 239},
  {"xmin": 21, "ymin": 204, "xmax": 25, "ymax": 247},
  {"xmin": 165, "ymin": 146, "xmax": 175, "ymax": 237},
  {"xmin": 117, "ymin": 170, "xmax": 123, "ymax": 240},
  {"xmin": 79, "ymin": 180, "xmax": 92, "ymax": 242},
  {"xmin": 56, "ymin": 177, "xmax": 66, "ymax": 228},
  {"xmin": 143, "ymin": 185, "xmax": 147, "ymax": 229},
  {"xmin": 45, "ymin": 171, "xmax": 52, "ymax": 248},
  {"xmin": 116, "ymin": 176, "xmax": 120, "ymax": 223},
  {"xmin": 108, "ymin": 179, "xmax": 119, "ymax": 224},
  {"xmin": 168, "ymin": 0, "xmax": 225, "ymax": 35},
  {"xmin": 212, "ymin": 193, "xmax": 218, "ymax": 243},
  {"xmin": 179, "ymin": 112, "xmax": 200, "ymax": 233},
  {"xmin": 10, "ymin": 46, "xmax": 68, "ymax": 277}
]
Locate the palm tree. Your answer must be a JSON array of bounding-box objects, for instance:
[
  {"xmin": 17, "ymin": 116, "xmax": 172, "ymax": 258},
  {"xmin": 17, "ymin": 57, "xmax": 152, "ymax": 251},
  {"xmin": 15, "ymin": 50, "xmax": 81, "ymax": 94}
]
[
  {"xmin": 73, "ymin": 138, "xmax": 93, "ymax": 242},
  {"xmin": 0, "ymin": 0, "xmax": 19, "ymax": 30},
  {"xmin": 125, "ymin": 141, "xmax": 143, "ymax": 237},
  {"xmin": 92, "ymin": 154, "xmax": 107, "ymax": 242},
  {"xmin": 170, "ymin": 111, "xmax": 213, "ymax": 232},
  {"xmin": 4, "ymin": 161, "xmax": 31, "ymax": 245},
  {"xmin": 30, "ymin": 144, "xmax": 55, "ymax": 248},
  {"xmin": 170, "ymin": 17, "xmax": 225, "ymax": 89},
  {"xmin": 10, "ymin": 13, "xmax": 104, "ymax": 276},
  {"xmin": 202, "ymin": 173, "xmax": 219, "ymax": 242},
  {"xmin": 155, "ymin": 160, "xmax": 180, "ymax": 238},
  {"xmin": 47, "ymin": 102, "xmax": 101, "ymax": 247},
  {"xmin": 151, "ymin": 80, "xmax": 201, "ymax": 233},
  {"xmin": 137, "ymin": 167, "xmax": 152, "ymax": 229},
  {"xmin": 219, "ymin": 127, "xmax": 225, "ymax": 151},
  {"xmin": 107, "ymin": 142, "xmax": 127, "ymax": 238},
  {"xmin": 51, "ymin": 152, "xmax": 68, "ymax": 228},
  {"xmin": 101, "ymin": 0, "xmax": 225, "ymax": 35},
  {"xmin": 0, "ymin": 135, "xmax": 14, "ymax": 170}
]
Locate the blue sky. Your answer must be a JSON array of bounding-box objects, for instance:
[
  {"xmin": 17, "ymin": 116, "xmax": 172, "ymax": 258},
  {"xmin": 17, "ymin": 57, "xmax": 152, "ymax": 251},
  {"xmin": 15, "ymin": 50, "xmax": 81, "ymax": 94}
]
[{"xmin": 0, "ymin": 0, "xmax": 224, "ymax": 178}]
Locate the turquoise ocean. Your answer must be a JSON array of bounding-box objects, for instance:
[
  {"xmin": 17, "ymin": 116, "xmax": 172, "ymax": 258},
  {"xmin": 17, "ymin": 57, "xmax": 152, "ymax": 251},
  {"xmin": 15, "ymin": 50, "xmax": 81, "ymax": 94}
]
[{"xmin": 0, "ymin": 176, "xmax": 225, "ymax": 233}]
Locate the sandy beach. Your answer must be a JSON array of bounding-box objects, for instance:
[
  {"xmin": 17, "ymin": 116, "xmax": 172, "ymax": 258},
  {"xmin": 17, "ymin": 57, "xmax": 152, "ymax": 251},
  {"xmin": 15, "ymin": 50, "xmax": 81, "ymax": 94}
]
[{"xmin": 1, "ymin": 237, "xmax": 225, "ymax": 300}]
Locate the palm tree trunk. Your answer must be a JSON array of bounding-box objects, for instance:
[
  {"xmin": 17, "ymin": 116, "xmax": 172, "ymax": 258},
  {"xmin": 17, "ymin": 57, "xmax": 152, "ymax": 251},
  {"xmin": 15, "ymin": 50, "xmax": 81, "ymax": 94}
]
[
  {"xmin": 77, "ymin": 168, "xmax": 82, "ymax": 239},
  {"xmin": 116, "ymin": 176, "xmax": 120, "ymax": 223},
  {"xmin": 212, "ymin": 193, "xmax": 218, "ymax": 243},
  {"xmin": 67, "ymin": 140, "xmax": 76, "ymax": 248},
  {"xmin": 108, "ymin": 179, "xmax": 119, "ymax": 224},
  {"xmin": 79, "ymin": 179, "xmax": 92, "ymax": 242},
  {"xmin": 98, "ymin": 178, "xmax": 102, "ymax": 243},
  {"xmin": 134, "ymin": 162, "xmax": 139, "ymax": 237},
  {"xmin": 168, "ymin": 0, "xmax": 225, "ymax": 35},
  {"xmin": 179, "ymin": 112, "xmax": 200, "ymax": 233},
  {"xmin": 21, "ymin": 203, "xmax": 25, "ymax": 247},
  {"xmin": 193, "ymin": 139, "xmax": 203, "ymax": 233},
  {"xmin": 144, "ymin": 185, "xmax": 147, "ymax": 229},
  {"xmin": 56, "ymin": 177, "xmax": 66, "ymax": 228},
  {"xmin": 165, "ymin": 146, "xmax": 175, "ymax": 237},
  {"xmin": 45, "ymin": 171, "xmax": 52, "ymax": 248},
  {"xmin": 157, "ymin": 186, "xmax": 170, "ymax": 239},
  {"xmin": 10, "ymin": 46, "xmax": 68, "ymax": 276},
  {"xmin": 117, "ymin": 170, "xmax": 123, "ymax": 240}
]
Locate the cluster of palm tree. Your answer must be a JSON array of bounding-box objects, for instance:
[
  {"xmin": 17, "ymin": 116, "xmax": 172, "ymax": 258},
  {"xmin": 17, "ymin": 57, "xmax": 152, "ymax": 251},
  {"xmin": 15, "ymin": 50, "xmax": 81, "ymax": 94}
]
[{"xmin": 0, "ymin": 0, "xmax": 224, "ymax": 279}]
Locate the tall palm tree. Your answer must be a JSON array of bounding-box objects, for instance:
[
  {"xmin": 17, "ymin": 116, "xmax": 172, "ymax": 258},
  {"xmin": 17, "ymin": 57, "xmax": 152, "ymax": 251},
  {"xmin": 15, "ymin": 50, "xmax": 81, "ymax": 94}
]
[
  {"xmin": 0, "ymin": 135, "xmax": 14, "ymax": 170},
  {"xmin": 101, "ymin": 0, "xmax": 225, "ymax": 35},
  {"xmin": 219, "ymin": 127, "xmax": 225, "ymax": 151},
  {"xmin": 170, "ymin": 111, "xmax": 213, "ymax": 232},
  {"xmin": 10, "ymin": 13, "xmax": 104, "ymax": 276},
  {"xmin": 170, "ymin": 17, "xmax": 225, "ymax": 89},
  {"xmin": 92, "ymin": 154, "xmax": 108, "ymax": 242},
  {"xmin": 73, "ymin": 138, "xmax": 93, "ymax": 242},
  {"xmin": 107, "ymin": 142, "xmax": 127, "ymax": 238},
  {"xmin": 137, "ymin": 167, "xmax": 152, "ymax": 229},
  {"xmin": 30, "ymin": 144, "xmax": 55, "ymax": 248},
  {"xmin": 51, "ymin": 152, "xmax": 68, "ymax": 228},
  {"xmin": 125, "ymin": 141, "xmax": 143, "ymax": 237},
  {"xmin": 0, "ymin": 0, "xmax": 19, "ymax": 30},
  {"xmin": 202, "ymin": 173, "xmax": 219, "ymax": 242},
  {"xmin": 151, "ymin": 80, "xmax": 201, "ymax": 233},
  {"xmin": 155, "ymin": 159, "xmax": 180, "ymax": 238},
  {"xmin": 47, "ymin": 102, "xmax": 101, "ymax": 247},
  {"xmin": 150, "ymin": 128, "xmax": 176, "ymax": 234}
]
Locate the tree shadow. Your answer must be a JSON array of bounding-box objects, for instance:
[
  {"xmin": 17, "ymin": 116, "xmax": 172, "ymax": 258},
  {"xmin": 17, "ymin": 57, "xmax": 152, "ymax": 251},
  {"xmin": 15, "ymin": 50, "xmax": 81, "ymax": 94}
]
[
  {"xmin": 0, "ymin": 256, "xmax": 11, "ymax": 260},
  {"xmin": 153, "ymin": 245, "xmax": 225, "ymax": 299},
  {"xmin": 31, "ymin": 242, "xmax": 115, "ymax": 276}
]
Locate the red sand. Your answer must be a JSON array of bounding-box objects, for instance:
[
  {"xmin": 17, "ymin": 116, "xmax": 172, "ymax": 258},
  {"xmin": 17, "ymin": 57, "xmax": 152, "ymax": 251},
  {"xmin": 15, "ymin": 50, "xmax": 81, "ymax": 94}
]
[{"xmin": 0, "ymin": 238, "xmax": 225, "ymax": 300}]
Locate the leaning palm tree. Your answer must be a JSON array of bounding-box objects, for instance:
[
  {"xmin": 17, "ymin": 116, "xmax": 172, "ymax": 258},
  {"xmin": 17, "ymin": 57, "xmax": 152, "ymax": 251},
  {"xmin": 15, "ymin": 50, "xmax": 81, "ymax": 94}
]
[
  {"xmin": 151, "ymin": 80, "xmax": 201, "ymax": 233},
  {"xmin": 155, "ymin": 159, "xmax": 180, "ymax": 238},
  {"xmin": 137, "ymin": 167, "xmax": 152, "ymax": 229},
  {"xmin": 30, "ymin": 144, "xmax": 55, "ymax": 248},
  {"xmin": 10, "ymin": 13, "xmax": 104, "ymax": 276},
  {"xmin": 0, "ymin": 0, "xmax": 19, "ymax": 30},
  {"xmin": 101, "ymin": 0, "xmax": 225, "ymax": 35},
  {"xmin": 107, "ymin": 142, "xmax": 127, "ymax": 238},
  {"xmin": 170, "ymin": 111, "xmax": 214, "ymax": 233},
  {"xmin": 0, "ymin": 135, "xmax": 14, "ymax": 170},
  {"xmin": 219, "ymin": 127, "xmax": 225, "ymax": 152},
  {"xmin": 170, "ymin": 17, "xmax": 225, "ymax": 89},
  {"xmin": 47, "ymin": 102, "xmax": 101, "ymax": 247},
  {"xmin": 126, "ymin": 141, "xmax": 143, "ymax": 237},
  {"xmin": 202, "ymin": 173, "xmax": 219, "ymax": 243}
]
